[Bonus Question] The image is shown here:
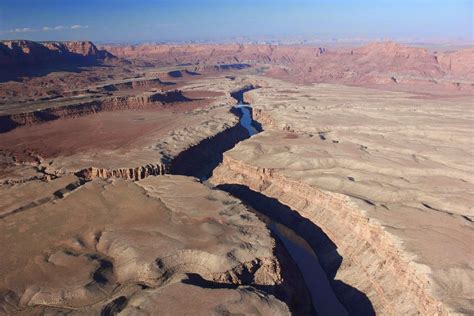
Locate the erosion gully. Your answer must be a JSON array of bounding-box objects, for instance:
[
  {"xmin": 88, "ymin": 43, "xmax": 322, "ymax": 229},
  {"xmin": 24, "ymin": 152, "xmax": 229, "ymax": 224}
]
[{"xmin": 170, "ymin": 86, "xmax": 350, "ymax": 316}]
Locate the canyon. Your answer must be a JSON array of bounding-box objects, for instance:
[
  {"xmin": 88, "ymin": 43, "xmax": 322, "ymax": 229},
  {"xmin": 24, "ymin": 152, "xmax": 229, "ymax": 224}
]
[{"xmin": 0, "ymin": 39, "xmax": 473, "ymax": 315}]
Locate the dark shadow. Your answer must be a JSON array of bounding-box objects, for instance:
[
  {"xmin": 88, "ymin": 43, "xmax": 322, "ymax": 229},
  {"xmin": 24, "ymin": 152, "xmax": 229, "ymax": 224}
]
[
  {"xmin": 169, "ymin": 108, "xmax": 250, "ymax": 180},
  {"xmin": 183, "ymin": 273, "xmax": 236, "ymax": 289},
  {"xmin": 0, "ymin": 116, "xmax": 19, "ymax": 133},
  {"xmin": 184, "ymin": 69, "xmax": 201, "ymax": 76},
  {"xmin": 216, "ymin": 184, "xmax": 376, "ymax": 316},
  {"xmin": 167, "ymin": 69, "xmax": 201, "ymax": 78},
  {"xmin": 167, "ymin": 70, "xmax": 183, "ymax": 78},
  {"xmin": 150, "ymin": 90, "xmax": 193, "ymax": 103},
  {"xmin": 0, "ymin": 62, "xmax": 110, "ymax": 83},
  {"xmin": 230, "ymin": 84, "xmax": 258, "ymax": 104},
  {"xmin": 170, "ymin": 85, "xmax": 263, "ymax": 180},
  {"xmin": 101, "ymin": 296, "xmax": 128, "ymax": 316},
  {"xmin": 0, "ymin": 40, "xmax": 118, "ymax": 82},
  {"xmin": 92, "ymin": 259, "xmax": 114, "ymax": 285},
  {"xmin": 183, "ymin": 255, "xmax": 316, "ymax": 316},
  {"xmin": 214, "ymin": 63, "xmax": 251, "ymax": 71}
]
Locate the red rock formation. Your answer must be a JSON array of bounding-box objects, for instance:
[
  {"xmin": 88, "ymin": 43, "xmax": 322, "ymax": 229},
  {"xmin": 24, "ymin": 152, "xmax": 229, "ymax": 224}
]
[
  {"xmin": 438, "ymin": 48, "xmax": 474, "ymax": 80},
  {"xmin": 76, "ymin": 164, "xmax": 168, "ymax": 181},
  {"xmin": 0, "ymin": 40, "xmax": 116, "ymax": 66},
  {"xmin": 103, "ymin": 42, "xmax": 474, "ymax": 94}
]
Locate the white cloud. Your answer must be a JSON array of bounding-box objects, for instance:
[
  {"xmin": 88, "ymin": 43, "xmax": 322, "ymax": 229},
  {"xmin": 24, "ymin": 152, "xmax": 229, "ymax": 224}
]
[
  {"xmin": 3, "ymin": 27, "xmax": 35, "ymax": 33},
  {"xmin": 40, "ymin": 25, "xmax": 89, "ymax": 31},
  {"xmin": 71, "ymin": 24, "xmax": 88, "ymax": 29},
  {"xmin": 2, "ymin": 24, "xmax": 89, "ymax": 34}
]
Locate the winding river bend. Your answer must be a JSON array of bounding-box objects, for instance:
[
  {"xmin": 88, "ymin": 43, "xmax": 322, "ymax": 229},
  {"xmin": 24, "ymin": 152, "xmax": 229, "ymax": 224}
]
[
  {"xmin": 170, "ymin": 89, "xmax": 350, "ymax": 315},
  {"xmin": 227, "ymin": 102, "xmax": 348, "ymax": 316}
]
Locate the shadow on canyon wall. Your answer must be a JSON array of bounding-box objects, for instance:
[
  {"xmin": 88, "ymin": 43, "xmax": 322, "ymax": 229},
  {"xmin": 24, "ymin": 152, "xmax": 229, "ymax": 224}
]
[
  {"xmin": 230, "ymin": 84, "xmax": 258, "ymax": 104},
  {"xmin": 169, "ymin": 107, "xmax": 251, "ymax": 180},
  {"xmin": 0, "ymin": 89, "xmax": 194, "ymax": 134},
  {"xmin": 0, "ymin": 62, "xmax": 111, "ymax": 83},
  {"xmin": 171, "ymin": 85, "xmax": 374, "ymax": 314},
  {"xmin": 216, "ymin": 184, "xmax": 376, "ymax": 316}
]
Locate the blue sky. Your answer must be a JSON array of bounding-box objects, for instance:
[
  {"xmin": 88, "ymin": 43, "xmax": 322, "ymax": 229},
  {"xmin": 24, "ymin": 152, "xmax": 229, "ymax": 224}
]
[{"xmin": 0, "ymin": 0, "xmax": 472, "ymax": 43}]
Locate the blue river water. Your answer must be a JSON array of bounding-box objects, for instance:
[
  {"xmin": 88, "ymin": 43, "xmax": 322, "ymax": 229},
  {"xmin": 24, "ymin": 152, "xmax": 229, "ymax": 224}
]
[
  {"xmin": 235, "ymin": 103, "xmax": 257, "ymax": 136},
  {"xmin": 233, "ymin": 102, "xmax": 348, "ymax": 315}
]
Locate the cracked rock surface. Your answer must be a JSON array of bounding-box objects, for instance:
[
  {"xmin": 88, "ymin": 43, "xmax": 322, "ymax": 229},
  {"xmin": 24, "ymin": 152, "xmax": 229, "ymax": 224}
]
[{"xmin": 0, "ymin": 175, "xmax": 300, "ymax": 315}]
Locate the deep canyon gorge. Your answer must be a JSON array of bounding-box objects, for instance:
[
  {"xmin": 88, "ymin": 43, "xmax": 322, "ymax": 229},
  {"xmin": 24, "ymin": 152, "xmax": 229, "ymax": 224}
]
[{"xmin": 0, "ymin": 39, "xmax": 473, "ymax": 315}]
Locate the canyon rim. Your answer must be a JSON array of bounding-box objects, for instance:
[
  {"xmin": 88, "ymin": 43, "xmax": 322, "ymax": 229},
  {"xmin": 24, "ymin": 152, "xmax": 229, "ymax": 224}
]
[{"xmin": 1, "ymin": 1, "xmax": 473, "ymax": 315}]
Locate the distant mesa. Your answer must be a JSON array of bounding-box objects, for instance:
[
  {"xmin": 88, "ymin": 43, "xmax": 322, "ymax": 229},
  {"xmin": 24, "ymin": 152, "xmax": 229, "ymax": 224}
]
[
  {"xmin": 104, "ymin": 41, "xmax": 473, "ymax": 95},
  {"xmin": 0, "ymin": 40, "xmax": 118, "ymax": 67},
  {"xmin": 167, "ymin": 69, "xmax": 201, "ymax": 78}
]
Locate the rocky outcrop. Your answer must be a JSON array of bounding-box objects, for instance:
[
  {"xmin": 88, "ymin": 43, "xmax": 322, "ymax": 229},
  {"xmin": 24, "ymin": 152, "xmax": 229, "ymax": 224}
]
[
  {"xmin": 438, "ymin": 48, "xmax": 474, "ymax": 80},
  {"xmin": 0, "ymin": 90, "xmax": 190, "ymax": 133},
  {"xmin": 221, "ymin": 78, "xmax": 474, "ymax": 314},
  {"xmin": 0, "ymin": 40, "xmax": 116, "ymax": 66},
  {"xmin": 99, "ymin": 77, "xmax": 174, "ymax": 92},
  {"xmin": 75, "ymin": 164, "xmax": 168, "ymax": 181},
  {"xmin": 169, "ymin": 122, "xmax": 250, "ymax": 180},
  {"xmin": 210, "ymin": 155, "xmax": 449, "ymax": 315},
  {"xmin": 0, "ymin": 176, "xmax": 311, "ymax": 314}
]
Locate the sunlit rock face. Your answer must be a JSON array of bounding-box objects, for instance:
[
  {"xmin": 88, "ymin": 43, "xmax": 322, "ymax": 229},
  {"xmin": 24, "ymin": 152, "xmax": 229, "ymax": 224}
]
[
  {"xmin": 211, "ymin": 78, "xmax": 474, "ymax": 315},
  {"xmin": 0, "ymin": 37, "xmax": 473, "ymax": 315},
  {"xmin": 0, "ymin": 176, "xmax": 309, "ymax": 315}
]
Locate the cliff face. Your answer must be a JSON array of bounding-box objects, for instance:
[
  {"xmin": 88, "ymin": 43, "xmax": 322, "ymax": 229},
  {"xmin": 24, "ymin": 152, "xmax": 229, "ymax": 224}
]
[
  {"xmin": 211, "ymin": 156, "xmax": 449, "ymax": 315},
  {"xmin": 438, "ymin": 48, "xmax": 474, "ymax": 80},
  {"xmin": 103, "ymin": 42, "xmax": 474, "ymax": 94},
  {"xmin": 103, "ymin": 42, "xmax": 472, "ymax": 79},
  {"xmin": 102, "ymin": 43, "xmax": 326, "ymax": 65},
  {"xmin": 209, "ymin": 77, "xmax": 474, "ymax": 314},
  {"xmin": 0, "ymin": 40, "xmax": 116, "ymax": 66},
  {"xmin": 75, "ymin": 164, "xmax": 168, "ymax": 181},
  {"xmin": 0, "ymin": 90, "xmax": 190, "ymax": 133}
]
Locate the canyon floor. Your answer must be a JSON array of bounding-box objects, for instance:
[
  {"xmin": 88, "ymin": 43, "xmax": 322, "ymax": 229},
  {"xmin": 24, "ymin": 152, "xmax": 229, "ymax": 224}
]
[{"xmin": 0, "ymin": 40, "xmax": 473, "ymax": 315}]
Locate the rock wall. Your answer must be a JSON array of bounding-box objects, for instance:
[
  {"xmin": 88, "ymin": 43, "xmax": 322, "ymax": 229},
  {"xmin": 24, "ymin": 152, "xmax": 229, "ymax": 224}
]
[
  {"xmin": 0, "ymin": 90, "xmax": 189, "ymax": 133},
  {"xmin": 99, "ymin": 78, "xmax": 174, "ymax": 92},
  {"xmin": 210, "ymin": 154, "xmax": 450, "ymax": 315},
  {"xmin": 74, "ymin": 111, "xmax": 249, "ymax": 182},
  {"xmin": 75, "ymin": 164, "xmax": 168, "ymax": 181},
  {"xmin": 0, "ymin": 40, "xmax": 116, "ymax": 66},
  {"xmin": 170, "ymin": 111, "xmax": 251, "ymax": 180}
]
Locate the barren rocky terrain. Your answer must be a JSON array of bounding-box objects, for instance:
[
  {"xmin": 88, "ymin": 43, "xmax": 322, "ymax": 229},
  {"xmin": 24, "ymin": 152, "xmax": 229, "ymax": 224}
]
[
  {"xmin": 211, "ymin": 78, "xmax": 474, "ymax": 314},
  {"xmin": 0, "ymin": 39, "xmax": 473, "ymax": 315}
]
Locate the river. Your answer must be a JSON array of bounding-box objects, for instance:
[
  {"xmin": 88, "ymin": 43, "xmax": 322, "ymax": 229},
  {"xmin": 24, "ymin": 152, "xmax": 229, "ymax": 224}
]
[{"xmin": 232, "ymin": 102, "xmax": 348, "ymax": 315}]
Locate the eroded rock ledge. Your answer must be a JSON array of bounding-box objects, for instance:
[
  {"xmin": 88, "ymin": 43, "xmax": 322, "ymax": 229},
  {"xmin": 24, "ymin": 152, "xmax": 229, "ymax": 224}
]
[
  {"xmin": 75, "ymin": 164, "xmax": 169, "ymax": 181},
  {"xmin": 73, "ymin": 116, "xmax": 248, "ymax": 182},
  {"xmin": 211, "ymin": 154, "xmax": 449, "ymax": 316},
  {"xmin": 0, "ymin": 176, "xmax": 311, "ymax": 315},
  {"xmin": 0, "ymin": 89, "xmax": 190, "ymax": 133}
]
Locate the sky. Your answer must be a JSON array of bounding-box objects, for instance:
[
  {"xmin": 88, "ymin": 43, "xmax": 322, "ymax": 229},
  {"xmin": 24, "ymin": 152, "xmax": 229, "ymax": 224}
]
[{"xmin": 0, "ymin": 0, "xmax": 472, "ymax": 43}]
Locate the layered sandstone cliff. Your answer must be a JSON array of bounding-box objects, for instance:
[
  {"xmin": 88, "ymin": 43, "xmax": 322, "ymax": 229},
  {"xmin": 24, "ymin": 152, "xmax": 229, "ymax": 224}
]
[
  {"xmin": 211, "ymin": 156, "xmax": 449, "ymax": 315},
  {"xmin": 0, "ymin": 90, "xmax": 191, "ymax": 133},
  {"xmin": 211, "ymin": 77, "xmax": 474, "ymax": 314},
  {"xmin": 0, "ymin": 40, "xmax": 117, "ymax": 66}
]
